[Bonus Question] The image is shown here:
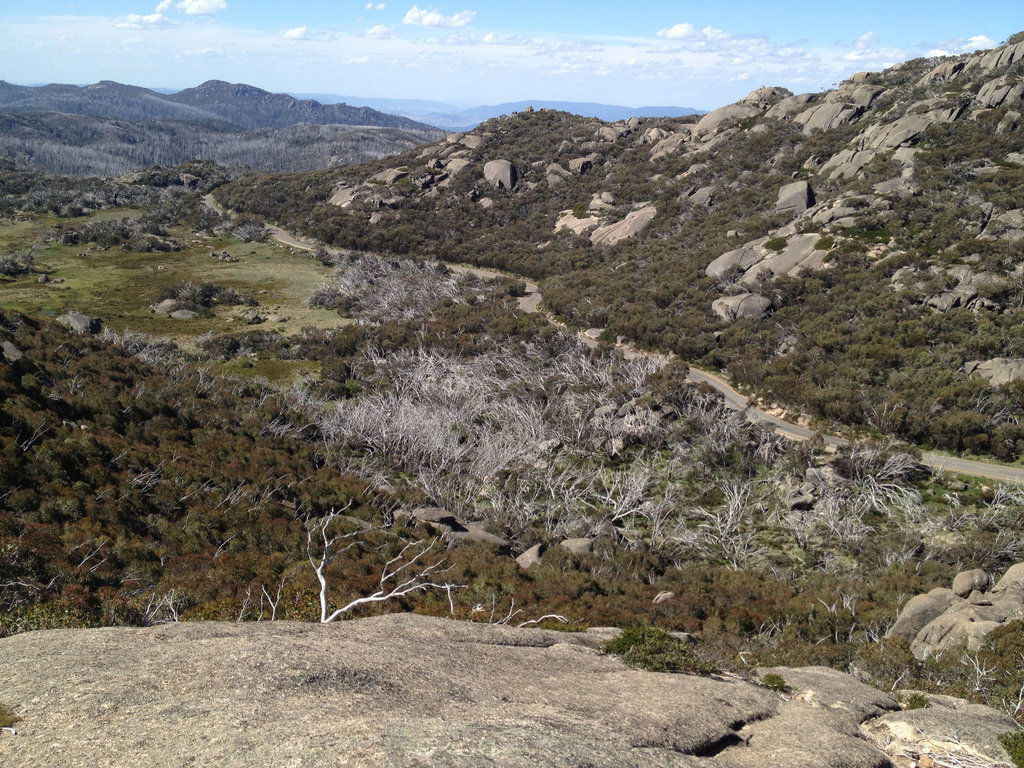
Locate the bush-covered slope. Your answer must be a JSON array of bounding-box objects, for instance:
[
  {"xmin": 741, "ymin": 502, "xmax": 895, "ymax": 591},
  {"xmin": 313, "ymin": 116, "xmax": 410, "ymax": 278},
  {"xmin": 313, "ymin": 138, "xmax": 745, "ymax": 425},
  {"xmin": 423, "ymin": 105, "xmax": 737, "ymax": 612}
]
[{"xmin": 218, "ymin": 37, "xmax": 1024, "ymax": 460}]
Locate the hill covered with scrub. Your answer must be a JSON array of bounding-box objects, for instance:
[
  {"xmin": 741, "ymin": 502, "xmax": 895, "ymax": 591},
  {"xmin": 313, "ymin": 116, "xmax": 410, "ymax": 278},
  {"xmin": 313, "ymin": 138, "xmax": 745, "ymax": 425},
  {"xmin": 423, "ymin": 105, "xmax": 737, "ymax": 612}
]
[
  {"xmin": 4, "ymin": 33, "xmax": 1024, "ymax": 758},
  {"xmin": 220, "ymin": 32, "xmax": 1024, "ymax": 463}
]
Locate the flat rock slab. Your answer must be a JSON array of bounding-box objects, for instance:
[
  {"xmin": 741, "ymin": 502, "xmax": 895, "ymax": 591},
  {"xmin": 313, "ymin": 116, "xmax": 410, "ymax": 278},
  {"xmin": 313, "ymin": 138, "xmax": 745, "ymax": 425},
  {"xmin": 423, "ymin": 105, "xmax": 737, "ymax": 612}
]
[{"xmin": 0, "ymin": 615, "xmax": 1011, "ymax": 767}]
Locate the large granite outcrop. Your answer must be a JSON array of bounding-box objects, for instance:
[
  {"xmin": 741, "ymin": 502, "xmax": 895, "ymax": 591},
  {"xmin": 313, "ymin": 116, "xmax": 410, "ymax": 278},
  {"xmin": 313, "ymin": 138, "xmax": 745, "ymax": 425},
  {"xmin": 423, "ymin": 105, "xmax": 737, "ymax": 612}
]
[
  {"xmin": 590, "ymin": 204, "xmax": 657, "ymax": 246},
  {"xmin": 889, "ymin": 562, "xmax": 1024, "ymax": 659},
  {"xmin": 0, "ymin": 614, "xmax": 1015, "ymax": 767}
]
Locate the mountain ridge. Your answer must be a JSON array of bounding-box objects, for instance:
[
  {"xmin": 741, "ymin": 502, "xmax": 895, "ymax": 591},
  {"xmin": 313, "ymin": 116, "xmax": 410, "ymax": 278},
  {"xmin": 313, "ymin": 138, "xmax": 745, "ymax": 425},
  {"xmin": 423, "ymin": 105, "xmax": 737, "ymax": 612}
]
[
  {"xmin": 293, "ymin": 94, "xmax": 703, "ymax": 130},
  {"xmin": 0, "ymin": 79, "xmax": 433, "ymax": 132}
]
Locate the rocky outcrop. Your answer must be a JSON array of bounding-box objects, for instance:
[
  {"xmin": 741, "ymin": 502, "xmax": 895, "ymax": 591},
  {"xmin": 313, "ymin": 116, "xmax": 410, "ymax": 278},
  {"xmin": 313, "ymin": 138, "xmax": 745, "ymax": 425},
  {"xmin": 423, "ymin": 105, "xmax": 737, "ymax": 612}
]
[
  {"xmin": 693, "ymin": 103, "xmax": 760, "ymax": 138},
  {"xmin": 569, "ymin": 156, "xmax": 595, "ymax": 174},
  {"xmin": 706, "ymin": 233, "xmax": 827, "ymax": 286},
  {"xmin": 0, "ymin": 614, "xmax": 1013, "ymax": 768},
  {"xmin": 483, "ymin": 159, "xmax": 517, "ymax": 190},
  {"xmin": 1, "ymin": 340, "xmax": 24, "ymax": 363},
  {"xmin": 965, "ymin": 358, "xmax": 1024, "ymax": 386},
  {"xmin": 649, "ymin": 130, "xmax": 692, "ymax": 160},
  {"xmin": 405, "ymin": 506, "xmax": 512, "ymax": 553},
  {"xmin": 976, "ymin": 76, "xmax": 1024, "ymax": 109},
  {"xmin": 866, "ymin": 692, "xmax": 1018, "ymax": 767},
  {"xmin": 889, "ymin": 562, "xmax": 1024, "ymax": 659},
  {"xmin": 776, "ymin": 180, "xmax": 814, "ymax": 215},
  {"xmin": 590, "ymin": 204, "xmax": 657, "ymax": 246},
  {"xmin": 794, "ymin": 102, "xmax": 861, "ymax": 135},
  {"xmin": 712, "ymin": 293, "xmax": 772, "ymax": 322},
  {"xmin": 369, "ymin": 167, "xmax": 408, "ymax": 184},
  {"xmin": 555, "ymin": 209, "xmax": 601, "ymax": 236},
  {"xmin": 56, "ymin": 311, "xmax": 101, "ymax": 334}
]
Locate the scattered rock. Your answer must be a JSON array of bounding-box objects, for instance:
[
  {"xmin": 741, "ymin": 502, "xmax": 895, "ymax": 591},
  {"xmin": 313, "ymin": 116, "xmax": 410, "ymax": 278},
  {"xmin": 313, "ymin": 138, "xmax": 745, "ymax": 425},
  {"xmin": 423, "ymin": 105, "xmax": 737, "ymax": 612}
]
[
  {"xmin": 965, "ymin": 358, "xmax": 1024, "ymax": 386},
  {"xmin": 558, "ymin": 538, "xmax": 594, "ymax": 555},
  {"xmin": 693, "ymin": 103, "xmax": 761, "ymax": 138},
  {"xmin": 890, "ymin": 562, "xmax": 1024, "ymax": 659},
  {"xmin": 483, "ymin": 159, "xmax": 517, "ymax": 190},
  {"xmin": 794, "ymin": 102, "xmax": 862, "ymax": 135},
  {"xmin": 1, "ymin": 340, "xmax": 24, "ymax": 364},
  {"xmin": 169, "ymin": 309, "xmax": 199, "ymax": 320},
  {"xmin": 568, "ymin": 156, "xmax": 594, "ymax": 174},
  {"xmin": 712, "ymin": 293, "xmax": 772, "ymax": 322},
  {"xmin": 555, "ymin": 210, "xmax": 601, "ymax": 236},
  {"xmin": 515, "ymin": 543, "xmax": 545, "ymax": 569},
  {"xmin": 887, "ymin": 588, "xmax": 961, "ymax": 643},
  {"xmin": 952, "ymin": 568, "xmax": 990, "ymax": 598},
  {"xmin": 867, "ymin": 692, "xmax": 1018, "ymax": 768},
  {"xmin": 408, "ymin": 506, "xmax": 512, "ymax": 554},
  {"xmin": 369, "ymin": 167, "xmax": 408, "ymax": 185},
  {"xmin": 590, "ymin": 204, "xmax": 657, "ymax": 246},
  {"xmin": 56, "ymin": 311, "xmax": 101, "ymax": 334},
  {"xmin": 776, "ymin": 180, "xmax": 815, "ymax": 215}
]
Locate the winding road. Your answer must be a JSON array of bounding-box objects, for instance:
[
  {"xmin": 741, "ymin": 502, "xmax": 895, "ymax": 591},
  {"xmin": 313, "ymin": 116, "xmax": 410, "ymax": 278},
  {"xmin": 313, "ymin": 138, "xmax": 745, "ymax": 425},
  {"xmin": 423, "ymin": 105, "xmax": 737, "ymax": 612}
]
[{"xmin": 205, "ymin": 195, "xmax": 1024, "ymax": 484}]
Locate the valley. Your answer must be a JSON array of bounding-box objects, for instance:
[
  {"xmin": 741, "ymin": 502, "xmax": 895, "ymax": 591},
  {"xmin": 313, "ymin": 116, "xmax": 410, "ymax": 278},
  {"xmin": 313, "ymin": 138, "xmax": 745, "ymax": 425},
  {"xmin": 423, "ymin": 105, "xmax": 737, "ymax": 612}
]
[{"xmin": 3, "ymin": 32, "xmax": 1024, "ymax": 763}]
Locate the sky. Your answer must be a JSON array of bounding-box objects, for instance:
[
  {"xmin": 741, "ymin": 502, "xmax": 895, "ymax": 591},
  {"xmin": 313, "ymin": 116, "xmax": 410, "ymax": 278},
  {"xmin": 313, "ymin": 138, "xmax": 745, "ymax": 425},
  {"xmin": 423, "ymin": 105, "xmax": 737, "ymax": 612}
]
[{"xmin": 1, "ymin": 1, "xmax": 1021, "ymax": 110}]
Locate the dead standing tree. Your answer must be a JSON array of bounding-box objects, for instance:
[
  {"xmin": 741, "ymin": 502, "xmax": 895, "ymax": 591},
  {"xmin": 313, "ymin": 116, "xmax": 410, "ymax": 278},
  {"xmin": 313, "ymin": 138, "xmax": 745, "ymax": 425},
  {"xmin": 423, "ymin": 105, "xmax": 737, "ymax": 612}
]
[{"xmin": 305, "ymin": 505, "xmax": 464, "ymax": 623}]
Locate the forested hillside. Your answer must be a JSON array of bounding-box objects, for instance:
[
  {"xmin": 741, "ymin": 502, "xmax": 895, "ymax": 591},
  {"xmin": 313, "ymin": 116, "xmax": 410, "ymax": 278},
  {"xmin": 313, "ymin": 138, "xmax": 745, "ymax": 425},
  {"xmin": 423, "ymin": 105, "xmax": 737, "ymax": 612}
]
[
  {"xmin": 0, "ymin": 80, "xmax": 443, "ymax": 175},
  {"xmin": 219, "ymin": 34, "xmax": 1024, "ymax": 462}
]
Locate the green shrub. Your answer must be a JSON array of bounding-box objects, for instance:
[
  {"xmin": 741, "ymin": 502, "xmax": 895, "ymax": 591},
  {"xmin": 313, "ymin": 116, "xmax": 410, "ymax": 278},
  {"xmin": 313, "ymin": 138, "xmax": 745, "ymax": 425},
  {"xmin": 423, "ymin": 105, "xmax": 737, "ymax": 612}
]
[
  {"xmin": 900, "ymin": 692, "xmax": 929, "ymax": 710},
  {"xmin": 814, "ymin": 236, "xmax": 834, "ymax": 250},
  {"xmin": 760, "ymin": 672, "xmax": 791, "ymax": 693},
  {"xmin": 604, "ymin": 626, "xmax": 718, "ymax": 675},
  {"xmin": 1000, "ymin": 731, "xmax": 1024, "ymax": 768},
  {"xmin": 764, "ymin": 237, "xmax": 788, "ymax": 253},
  {"xmin": 0, "ymin": 702, "xmax": 20, "ymax": 729}
]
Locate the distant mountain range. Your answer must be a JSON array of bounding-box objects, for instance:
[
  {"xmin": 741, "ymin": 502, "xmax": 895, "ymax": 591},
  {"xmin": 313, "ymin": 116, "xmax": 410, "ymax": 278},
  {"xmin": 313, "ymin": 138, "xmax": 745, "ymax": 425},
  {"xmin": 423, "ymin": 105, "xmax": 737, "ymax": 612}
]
[
  {"xmin": 292, "ymin": 94, "xmax": 702, "ymax": 130},
  {"xmin": 0, "ymin": 80, "xmax": 443, "ymax": 175},
  {"xmin": 0, "ymin": 80, "xmax": 434, "ymax": 132}
]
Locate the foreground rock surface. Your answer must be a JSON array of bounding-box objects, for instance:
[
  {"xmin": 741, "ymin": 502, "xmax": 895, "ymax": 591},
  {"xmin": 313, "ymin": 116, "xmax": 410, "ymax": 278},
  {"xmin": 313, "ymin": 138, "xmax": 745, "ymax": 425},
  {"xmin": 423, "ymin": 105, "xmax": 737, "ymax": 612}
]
[{"xmin": 0, "ymin": 614, "xmax": 1015, "ymax": 767}]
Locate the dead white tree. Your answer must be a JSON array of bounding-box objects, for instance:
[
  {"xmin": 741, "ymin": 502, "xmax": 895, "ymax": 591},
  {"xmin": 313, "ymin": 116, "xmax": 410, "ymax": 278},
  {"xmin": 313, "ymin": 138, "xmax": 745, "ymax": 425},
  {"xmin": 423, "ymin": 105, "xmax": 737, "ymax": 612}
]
[{"xmin": 306, "ymin": 506, "xmax": 463, "ymax": 623}]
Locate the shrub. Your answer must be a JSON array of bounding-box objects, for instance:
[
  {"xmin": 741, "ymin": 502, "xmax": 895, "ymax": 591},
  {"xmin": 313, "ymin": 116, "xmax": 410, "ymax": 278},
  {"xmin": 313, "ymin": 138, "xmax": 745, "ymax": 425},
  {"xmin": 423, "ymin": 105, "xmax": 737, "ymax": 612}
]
[
  {"xmin": 0, "ymin": 249, "xmax": 34, "ymax": 276},
  {"xmin": 0, "ymin": 702, "xmax": 20, "ymax": 729},
  {"xmin": 760, "ymin": 672, "xmax": 791, "ymax": 693},
  {"xmin": 900, "ymin": 692, "xmax": 929, "ymax": 710},
  {"xmin": 604, "ymin": 626, "xmax": 718, "ymax": 675},
  {"xmin": 814, "ymin": 236, "xmax": 835, "ymax": 250},
  {"xmin": 764, "ymin": 237, "xmax": 788, "ymax": 253},
  {"xmin": 1000, "ymin": 731, "xmax": 1024, "ymax": 768}
]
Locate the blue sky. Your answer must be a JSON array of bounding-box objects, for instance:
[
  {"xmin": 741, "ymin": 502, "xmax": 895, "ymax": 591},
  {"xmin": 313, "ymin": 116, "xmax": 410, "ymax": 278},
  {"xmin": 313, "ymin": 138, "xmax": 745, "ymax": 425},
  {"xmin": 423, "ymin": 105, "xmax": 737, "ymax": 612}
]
[{"xmin": 1, "ymin": 1, "xmax": 1020, "ymax": 109}]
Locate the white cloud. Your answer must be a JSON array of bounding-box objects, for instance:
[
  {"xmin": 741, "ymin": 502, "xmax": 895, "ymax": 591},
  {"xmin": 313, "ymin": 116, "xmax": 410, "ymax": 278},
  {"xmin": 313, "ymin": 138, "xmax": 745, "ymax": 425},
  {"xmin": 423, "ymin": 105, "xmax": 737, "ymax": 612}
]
[
  {"xmin": 656, "ymin": 23, "xmax": 729, "ymax": 42},
  {"xmin": 116, "ymin": 13, "xmax": 168, "ymax": 29},
  {"xmin": 403, "ymin": 5, "xmax": 476, "ymax": 28},
  {"xmin": 365, "ymin": 24, "xmax": 396, "ymax": 39},
  {"xmin": 365, "ymin": 2, "xmax": 387, "ymax": 9},
  {"xmin": 853, "ymin": 31, "xmax": 879, "ymax": 49},
  {"xmin": 176, "ymin": 0, "xmax": 227, "ymax": 15},
  {"xmin": 156, "ymin": 0, "xmax": 173, "ymax": 11},
  {"xmin": 657, "ymin": 23, "xmax": 695, "ymax": 39},
  {"xmin": 283, "ymin": 26, "xmax": 308, "ymax": 40},
  {"xmin": 928, "ymin": 34, "xmax": 997, "ymax": 57}
]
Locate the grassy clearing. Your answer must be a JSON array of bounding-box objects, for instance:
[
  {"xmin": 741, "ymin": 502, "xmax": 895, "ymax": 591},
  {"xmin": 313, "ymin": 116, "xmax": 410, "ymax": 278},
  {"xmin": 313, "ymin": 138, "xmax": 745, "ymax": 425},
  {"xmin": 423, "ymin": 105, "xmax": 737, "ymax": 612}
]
[{"xmin": 0, "ymin": 216, "xmax": 344, "ymax": 343}]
